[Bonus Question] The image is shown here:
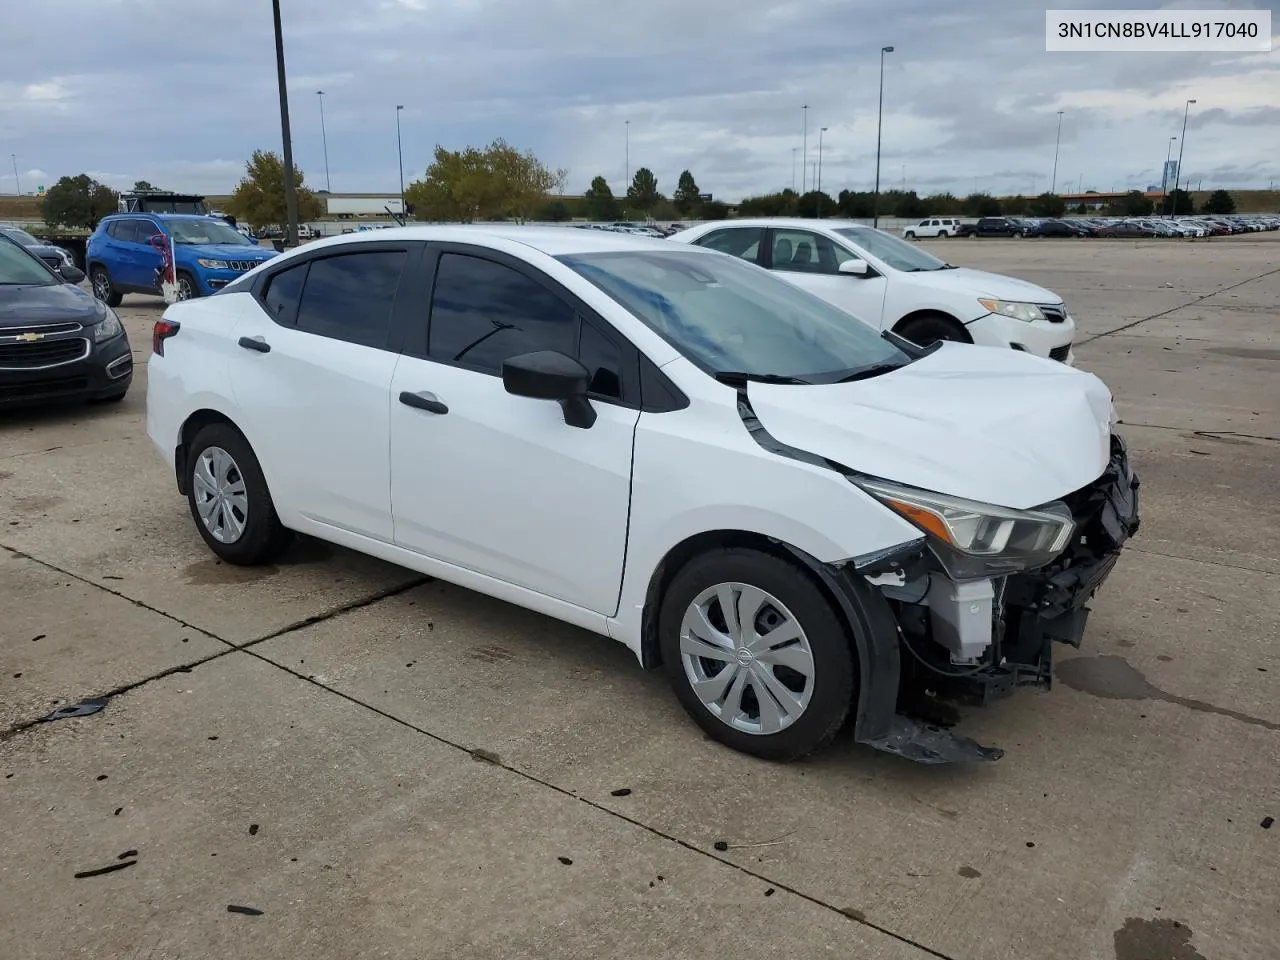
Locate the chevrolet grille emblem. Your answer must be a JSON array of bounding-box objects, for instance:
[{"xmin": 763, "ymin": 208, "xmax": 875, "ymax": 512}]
[{"xmin": 17, "ymin": 332, "xmax": 44, "ymax": 342}]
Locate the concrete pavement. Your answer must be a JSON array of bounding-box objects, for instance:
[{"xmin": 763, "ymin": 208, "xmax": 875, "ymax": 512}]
[{"xmin": 2, "ymin": 235, "xmax": 1277, "ymax": 959}]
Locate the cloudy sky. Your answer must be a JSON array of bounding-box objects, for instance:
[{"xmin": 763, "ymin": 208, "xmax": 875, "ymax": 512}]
[{"xmin": 1, "ymin": 0, "xmax": 1277, "ymax": 202}]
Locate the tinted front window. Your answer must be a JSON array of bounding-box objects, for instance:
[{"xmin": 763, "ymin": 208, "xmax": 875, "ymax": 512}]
[
  {"xmin": 560, "ymin": 250, "xmax": 908, "ymax": 383},
  {"xmin": 696, "ymin": 227, "xmax": 763, "ymax": 264},
  {"xmin": 770, "ymin": 229, "xmax": 857, "ymax": 275},
  {"xmin": 578, "ymin": 322, "xmax": 624, "ymax": 399},
  {"xmin": 428, "ymin": 254, "xmax": 576, "ymax": 373},
  {"xmin": 295, "ymin": 251, "xmax": 406, "ymax": 347},
  {"xmin": 262, "ymin": 262, "xmax": 308, "ymax": 320},
  {"xmin": 833, "ymin": 226, "xmax": 949, "ymax": 272},
  {"xmin": 0, "ymin": 237, "xmax": 56, "ymax": 285},
  {"xmin": 167, "ymin": 219, "xmax": 252, "ymax": 246}
]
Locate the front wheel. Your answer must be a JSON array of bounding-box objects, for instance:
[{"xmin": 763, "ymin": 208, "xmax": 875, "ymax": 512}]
[
  {"xmin": 90, "ymin": 266, "xmax": 123, "ymax": 308},
  {"xmin": 904, "ymin": 231, "xmax": 916, "ymax": 240},
  {"xmin": 176, "ymin": 272, "xmax": 201, "ymax": 300},
  {"xmin": 659, "ymin": 548, "xmax": 855, "ymax": 761},
  {"xmin": 185, "ymin": 423, "xmax": 292, "ymax": 565},
  {"xmin": 896, "ymin": 312, "xmax": 971, "ymax": 348}
]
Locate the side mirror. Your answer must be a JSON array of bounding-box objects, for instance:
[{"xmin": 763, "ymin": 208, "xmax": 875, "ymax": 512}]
[
  {"xmin": 502, "ymin": 350, "xmax": 596, "ymax": 429},
  {"xmin": 838, "ymin": 258, "xmax": 870, "ymax": 276},
  {"xmin": 59, "ymin": 264, "xmax": 86, "ymax": 284}
]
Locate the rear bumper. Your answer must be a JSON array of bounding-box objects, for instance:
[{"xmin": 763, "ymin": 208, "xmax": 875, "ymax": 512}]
[{"xmin": 0, "ymin": 335, "xmax": 133, "ymax": 407}]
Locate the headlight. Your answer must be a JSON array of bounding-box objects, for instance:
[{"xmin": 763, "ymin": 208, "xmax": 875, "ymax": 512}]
[
  {"xmin": 93, "ymin": 308, "xmax": 123, "ymax": 342},
  {"xmin": 977, "ymin": 298, "xmax": 1045, "ymax": 323},
  {"xmin": 197, "ymin": 258, "xmax": 229, "ymax": 269},
  {"xmin": 854, "ymin": 477, "xmax": 1075, "ymax": 580}
]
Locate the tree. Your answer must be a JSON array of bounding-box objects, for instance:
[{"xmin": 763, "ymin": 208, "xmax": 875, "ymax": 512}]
[
  {"xmin": 836, "ymin": 190, "xmax": 874, "ymax": 218},
  {"xmin": 626, "ymin": 167, "xmax": 661, "ymax": 212},
  {"xmin": 1028, "ymin": 192, "xmax": 1066, "ymax": 217},
  {"xmin": 40, "ymin": 175, "xmax": 119, "ymax": 229},
  {"xmin": 922, "ymin": 193, "xmax": 960, "ymax": 215},
  {"xmin": 403, "ymin": 139, "xmax": 564, "ymax": 223},
  {"xmin": 132, "ymin": 180, "xmax": 160, "ymax": 193},
  {"xmin": 698, "ymin": 200, "xmax": 730, "ymax": 221},
  {"xmin": 225, "ymin": 150, "xmax": 323, "ymax": 228},
  {"xmin": 1201, "ymin": 189, "xmax": 1235, "ymax": 215},
  {"xmin": 796, "ymin": 190, "xmax": 835, "ymax": 218},
  {"xmin": 892, "ymin": 191, "xmax": 927, "ymax": 219},
  {"xmin": 1003, "ymin": 195, "xmax": 1029, "ymax": 216},
  {"xmin": 537, "ymin": 200, "xmax": 571, "ymax": 221},
  {"xmin": 1160, "ymin": 188, "xmax": 1193, "ymax": 216},
  {"xmin": 738, "ymin": 190, "xmax": 799, "ymax": 217},
  {"xmin": 962, "ymin": 193, "xmax": 1002, "ymax": 217},
  {"xmin": 673, "ymin": 170, "xmax": 702, "ymax": 215},
  {"xmin": 583, "ymin": 175, "xmax": 620, "ymax": 220},
  {"xmin": 1108, "ymin": 190, "xmax": 1153, "ymax": 217}
]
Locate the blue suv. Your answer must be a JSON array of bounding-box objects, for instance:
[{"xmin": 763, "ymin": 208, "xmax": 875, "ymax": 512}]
[{"xmin": 86, "ymin": 213, "xmax": 277, "ymax": 305}]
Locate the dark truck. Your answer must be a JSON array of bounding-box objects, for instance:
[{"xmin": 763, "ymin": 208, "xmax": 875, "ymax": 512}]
[{"xmin": 959, "ymin": 217, "xmax": 1027, "ymax": 238}]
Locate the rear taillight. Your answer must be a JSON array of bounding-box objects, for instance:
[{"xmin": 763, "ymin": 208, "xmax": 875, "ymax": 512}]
[{"xmin": 152, "ymin": 319, "xmax": 181, "ymax": 357}]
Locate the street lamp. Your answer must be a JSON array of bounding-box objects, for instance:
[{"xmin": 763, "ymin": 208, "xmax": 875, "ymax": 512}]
[
  {"xmin": 395, "ymin": 105, "xmax": 405, "ymax": 216},
  {"xmin": 9, "ymin": 154, "xmax": 19, "ymax": 196},
  {"xmin": 271, "ymin": 0, "xmax": 298, "ymax": 246},
  {"xmin": 817, "ymin": 127, "xmax": 828, "ymax": 197},
  {"xmin": 1171, "ymin": 98, "xmax": 1196, "ymax": 216},
  {"xmin": 1162, "ymin": 136, "xmax": 1177, "ymax": 211},
  {"xmin": 801, "ymin": 105, "xmax": 809, "ymax": 194},
  {"xmin": 791, "ymin": 147, "xmax": 797, "ymax": 192},
  {"xmin": 625, "ymin": 120, "xmax": 630, "ymax": 187},
  {"xmin": 316, "ymin": 91, "xmax": 331, "ymax": 193},
  {"xmin": 873, "ymin": 45, "xmax": 894, "ymax": 228},
  {"xmin": 1050, "ymin": 110, "xmax": 1064, "ymax": 194}
]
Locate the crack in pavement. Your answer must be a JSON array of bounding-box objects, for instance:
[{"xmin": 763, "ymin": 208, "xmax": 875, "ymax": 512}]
[
  {"xmin": 1079, "ymin": 264, "xmax": 1280, "ymax": 344},
  {"xmin": 0, "ymin": 539, "xmax": 431, "ymax": 740},
  {"xmin": 1124, "ymin": 543, "xmax": 1278, "ymax": 578}
]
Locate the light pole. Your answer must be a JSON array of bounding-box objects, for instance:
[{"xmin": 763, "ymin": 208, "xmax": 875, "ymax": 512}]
[
  {"xmin": 801, "ymin": 105, "xmax": 809, "ymax": 194},
  {"xmin": 271, "ymin": 0, "xmax": 298, "ymax": 247},
  {"xmin": 1050, "ymin": 110, "xmax": 1063, "ymax": 194},
  {"xmin": 1162, "ymin": 136, "xmax": 1177, "ymax": 211},
  {"xmin": 1171, "ymin": 98, "xmax": 1196, "ymax": 216},
  {"xmin": 625, "ymin": 120, "xmax": 630, "ymax": 188},
  {"xmin": 395, "ymin": 105, "xmax": 405, "ymax": 216},
  {"xmin": 817, "ymin": 127, "xmax": 828, "ymax": 198},
  {"xmin": 9, "ymin": 154, "xmax": 19, "ymax": 196},
  {"xmin": 316, "ymin": 90, "xmax": 331, "ymax": 193},
  {"xmin": 873, "ymin": 45, "xmax": 894, "ymax": 228},
  {"xmin": 791, "ymin": 147, "xmax": 797, "ymax": 192}
]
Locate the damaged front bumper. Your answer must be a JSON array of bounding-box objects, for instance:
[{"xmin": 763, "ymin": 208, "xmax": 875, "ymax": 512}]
[{"xmin": 821, "ymin": 435, "xmax": 1140, "ymax": 764}]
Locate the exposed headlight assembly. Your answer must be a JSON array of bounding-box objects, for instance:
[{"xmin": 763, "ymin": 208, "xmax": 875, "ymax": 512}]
[
  {"xmin": 197, "ymin": 258, "xmax": 229, "ymax": 269},
  {"xmin": 854, "ymin": 477, "xmax": 1075, "ymax": 581},
  {"xmin": 978, "ymin": 298, "xmax": 1045, "ymax": 323},
  {"xmin": 93, "ymin": 307, "xmax": 123, "ymax": 342}
]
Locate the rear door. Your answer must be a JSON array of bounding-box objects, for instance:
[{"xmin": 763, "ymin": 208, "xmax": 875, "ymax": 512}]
[
  {"xmin": 388, "ymin": 245, "xmax": 639, "ymax": 615},
  {"xmin": 688, "ymin": 226, "xmax": 764, "ymax": 265},
  {"xmin": 228, "ymin": 241, "xmax": 420, "ymax": 541}
]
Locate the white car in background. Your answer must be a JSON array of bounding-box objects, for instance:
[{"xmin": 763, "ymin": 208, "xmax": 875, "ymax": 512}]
[
  {"xmin": 902, "ymin": 217, "xmax": 963, "ymax": 239},
  {"xmin": 146, "ymin": 225, "xmax": 1138, "ymax": 764},
  {"xmin": 669, "ymin": 219, "xmax": 1077, "ymax": 363}
]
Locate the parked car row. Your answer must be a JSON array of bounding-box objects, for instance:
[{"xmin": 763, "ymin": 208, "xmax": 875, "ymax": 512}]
[
  {"xmin": 145, "ymin": 223, "xmax": 1139, "ymax": 764},
  {"xmin": 903, "ymin": 214, "xmax": 1280, "ymax": 241}
]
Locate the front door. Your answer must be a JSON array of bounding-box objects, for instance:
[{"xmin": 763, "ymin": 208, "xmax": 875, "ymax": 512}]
[
  {"xmin": 227, "ymin": 245, "xmax": 415, "ymax": 541},
  {"xmin": 389, "ymin": 248, "xmax": 638, "ymax": 615},
  {"xmin": 764, "ymin": 228, "xmax": 889, "ymax": 332}
]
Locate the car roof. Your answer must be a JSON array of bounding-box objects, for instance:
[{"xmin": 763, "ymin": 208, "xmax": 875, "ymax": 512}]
[
  {"xmin": 103, "ymin": 212, "xmax": 218, "ymax": 221},
  {"xmin": 285, "ymin": 224, "xmax": 693, "ymax": 257},
  {"xmin": 690, "ymin": 217, "xmax": 878, "ymax": 232}
]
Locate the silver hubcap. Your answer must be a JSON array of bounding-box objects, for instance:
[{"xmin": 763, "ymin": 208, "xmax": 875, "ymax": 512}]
[
  {"xmin": 192, "ymin": 446, "xmax": 248, "ymax": 544},
  {"xmin": 93, "ymin": 272, "xmax": 110, "ymax": 299},
  {"xmin": 679, "ymin": 582, "xmax": 815, "ymax": 735},
  {"xmin": 178, "ymin": 277, "xmax": 194, "ymax": 300}
]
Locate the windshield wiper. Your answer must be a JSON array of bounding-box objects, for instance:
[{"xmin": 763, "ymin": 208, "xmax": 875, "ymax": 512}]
[
  {"xmin": 832, "ymin": 362, "xmax": 907, "ymax": 383},
  {"xmin": 713, "ymin": 371, "xmax": 810, "ymax": 385}
]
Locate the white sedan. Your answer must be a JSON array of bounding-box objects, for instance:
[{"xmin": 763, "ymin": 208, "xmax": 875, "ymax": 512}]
[
  {"xmin": 669, "ymin": 218, "xmax": 1077, "ymax": 363},
  {"xmin": 147, "ymin": 226, "xmax": 1138, "ymax": 764}
]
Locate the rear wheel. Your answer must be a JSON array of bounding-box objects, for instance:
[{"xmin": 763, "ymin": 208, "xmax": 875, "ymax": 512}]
[
  {"xmin": 185, "ymin": 423, "xmax": 292, "ymax": 565},
  {"xmin": 896, "ymin": 312, "xmax": 971, "ymax": 348},
  {"xmin": 90, "ymin": 266, "xmax": 123, "ymax": 308},
  {"xmin": 659, "ymin": 548, "xmax": 855, "ymax": 761}
]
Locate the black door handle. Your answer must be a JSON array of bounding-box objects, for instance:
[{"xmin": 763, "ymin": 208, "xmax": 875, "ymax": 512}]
[
  {"xmin": 238, "ymin": 336, "xmax": 271, "ymax": 353},
  {"xmin": 398, "ymin": 390, "xmax": 448, "ymax": 415}
]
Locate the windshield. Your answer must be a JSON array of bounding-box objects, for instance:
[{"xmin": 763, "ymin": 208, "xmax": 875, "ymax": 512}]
[
  {"xmin": 559, "ymin": 249, "xmax": 910, "ymax": 384},
  {"xmin": 833, "ymin": 226, "xmax": 949, "ymax": 272},
  {"xmin": 0, "ymin": 227, "xmax": 40, "ymax": 247},
  {"xmin": 166, "ymin": 219, "xmax": 252, "ymax": 245},
  {"xmin": 0, "ymin": 237, "xmax": 57, "ymax": 285}
]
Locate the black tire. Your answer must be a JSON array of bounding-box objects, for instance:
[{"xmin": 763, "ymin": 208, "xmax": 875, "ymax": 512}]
[
  {"xmin": 185, "ymin": 423, "xmax": 291, "ymax": 565},
  {"xmin": 90, "ymin": 266, "xmax": 123, "ymax": 308},
  {"xmin": 896, "ymin": 312, "xmax": 971, "ymax": 348},
  {"xmin": 967, "ymin": 231, "xmax": 978, "ymax": 239},
  {"xmin": 904, "ymin": 231, "xmax": 916, "ymax": 240},
  {"xmin": 176, "ymin": 271, "xmax": 201, "ymax": 300},
  {"xmin": 658, "ymin": 548, "xmax": 855, "ymax": 761}
]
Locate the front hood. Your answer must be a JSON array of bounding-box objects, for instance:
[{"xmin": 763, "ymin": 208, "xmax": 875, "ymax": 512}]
[
  {"xmin": 906, "ymin": 267, "xmax": 1061, "ymax": 305},
  {"xmin": 0, "ymin": 282, "xmax": 104, "ymax": 328},
  {"xmin": 181, "ymin": 243, "xmax": 276, "ymax": 262},
  {"xmin": 747, "ymin": 344, "xmax": 1113, "ymax": 510}
]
